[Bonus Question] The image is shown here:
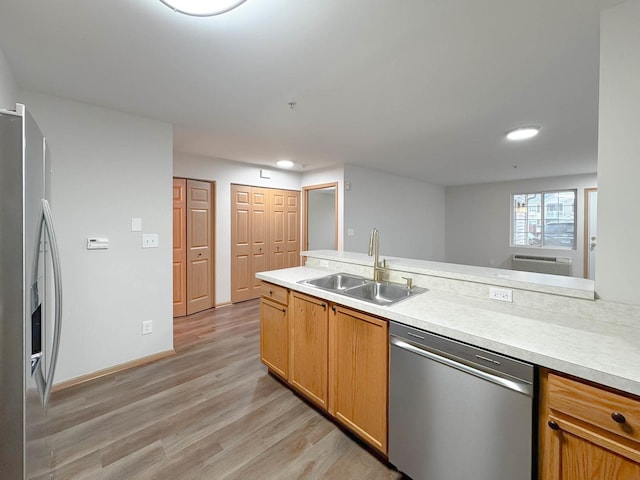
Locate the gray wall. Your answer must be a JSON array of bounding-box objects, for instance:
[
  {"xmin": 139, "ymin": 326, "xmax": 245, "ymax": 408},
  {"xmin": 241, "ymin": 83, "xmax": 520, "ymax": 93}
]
[
  {"xmin": 597, "ymin": 0, "xmax": 640, "ymax": 304},
  {"xmin": 343, "ymin": 164, "xmax": 445, "ymax": 260},
  {"xmin": 445, "ymin": 174, "xmax": 597, "ymax": 276},
  {"xmin": 20, "ymin": 91, "xmax": 174, "ymax": 383},
  {"xmin": 308, "ymin": 189, "xmax": 336, "ymax": 250},
  {"xmin": 0, "ymin": 46, "xmax": 16, "ymax": 108}
]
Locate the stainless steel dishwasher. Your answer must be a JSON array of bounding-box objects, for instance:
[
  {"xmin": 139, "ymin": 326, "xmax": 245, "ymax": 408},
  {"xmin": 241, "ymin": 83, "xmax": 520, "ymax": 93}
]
[{"xmin": 389, "ymin": 322, "xmax": 535, "ymax": 480}]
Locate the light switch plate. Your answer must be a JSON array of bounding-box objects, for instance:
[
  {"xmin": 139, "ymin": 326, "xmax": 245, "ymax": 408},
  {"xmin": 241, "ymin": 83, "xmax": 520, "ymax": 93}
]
[
  {"xmin": 131, "ymin": 217, "xmax": 142, "ymax": 232},
  {"xmin": 142, "ymin": 234, "xmax": 159, "ymax": 248}
]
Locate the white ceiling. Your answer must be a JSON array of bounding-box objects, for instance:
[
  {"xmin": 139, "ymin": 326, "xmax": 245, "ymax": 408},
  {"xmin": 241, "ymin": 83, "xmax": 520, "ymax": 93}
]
[{"xmin": 0, "ymin": 0, "xmax": 625, "ymax": 185}]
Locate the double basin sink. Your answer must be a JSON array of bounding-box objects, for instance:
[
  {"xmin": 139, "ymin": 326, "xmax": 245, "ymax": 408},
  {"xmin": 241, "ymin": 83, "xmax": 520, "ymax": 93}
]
[{"xmin": 299, "ymin": 272, "xmax": 427, "ymax": 306}]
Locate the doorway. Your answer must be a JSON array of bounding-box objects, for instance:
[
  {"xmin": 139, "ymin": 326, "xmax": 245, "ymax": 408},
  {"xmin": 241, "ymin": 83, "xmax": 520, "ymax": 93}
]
[
  {"xmin": 302, "ymin": 183, "xmax": 338, "ymax": 251},
  {"xmin": 173, "ymin": 178, "xmax": 215, "ymax": 317},
  {"xmin": 584, "ymin": 188, "xmax": 597, "ymax": 280}
]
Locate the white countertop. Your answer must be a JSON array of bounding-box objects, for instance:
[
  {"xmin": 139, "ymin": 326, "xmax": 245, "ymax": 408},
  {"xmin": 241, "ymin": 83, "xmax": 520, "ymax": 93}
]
[{"xmin": 258, "ymin": 266, "xmax": 640, "ymax": 397}]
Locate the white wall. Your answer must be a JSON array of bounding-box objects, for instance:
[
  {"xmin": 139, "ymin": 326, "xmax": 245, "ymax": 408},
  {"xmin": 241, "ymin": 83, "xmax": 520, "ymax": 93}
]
[
  {"xmin": 301, "ymin": 166, "xmax": 345, "ymax": 250},
  {"xmin": 597, "ymin": 0, "xmax": 640, "ymax": 305},
  {"xmin": 0, "ymin": 46, "xmax": 16, "ymax": 108},
  {"xmin": 173, "ymin": 153, "xmax": 302, "ymax": 305},
  {"xmin": 445, "ymin": 174, "xmax": 597, "ymax": 276},
  {"xmin": 19, "ymin": 91, "xmax": 174, "ymax": 383},
  {"xmin": 343, "ymin": 164, "xmax": 445, "ymax": 260}
]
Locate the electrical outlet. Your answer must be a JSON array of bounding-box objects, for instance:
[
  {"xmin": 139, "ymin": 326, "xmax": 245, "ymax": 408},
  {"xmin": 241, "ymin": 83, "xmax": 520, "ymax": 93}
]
[
  {"xmin": 489, "ymin": 287, "xmax": 513, "ymax": 303},
  {"xmin": 142, "ymin": 320, "xmax": 153, "ymax": 335}
]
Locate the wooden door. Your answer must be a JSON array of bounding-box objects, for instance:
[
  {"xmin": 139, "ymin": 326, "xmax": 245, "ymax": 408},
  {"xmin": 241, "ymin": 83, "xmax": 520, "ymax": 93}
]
[
  {"xmin": 173, "ymin": 178, "xmax": 187, "ymax": 317},
  {"xmin": 250, "ymin": 187, "xmax": 269, "ymax": 298},
  {"xmin": 270, "ymin": 190, "xmax": 286, "ymax": 270},
  {"xmin": 186, "ymin": 180, "xmax": 213, "ymax": 315},
  {"xmin": 331, "ymin": 306, "xmax": 388, "ymax": 454},
  {"xmin": 260, "ymin": 297, "xmax": 289, "ymax": 380},
  {"xmin": 290, "ymin": 292, "xmax": 328, "ymax": 410},
  {"xmin": 231, "ymin": 185, "xmax": 252, "ymax": 303},
  {"xmin": 285, "ymin": 190, "xmax": 300, "ymax": 268}
]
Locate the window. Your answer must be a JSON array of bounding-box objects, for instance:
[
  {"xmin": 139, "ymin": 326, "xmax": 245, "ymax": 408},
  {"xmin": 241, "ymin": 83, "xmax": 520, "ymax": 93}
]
[{"xmin": 511, "ymin": 190, "xmax": 576, "ymax": 249}]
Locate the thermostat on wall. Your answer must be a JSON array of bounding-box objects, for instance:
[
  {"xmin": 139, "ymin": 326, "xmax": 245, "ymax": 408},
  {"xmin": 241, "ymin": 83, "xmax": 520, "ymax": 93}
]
[{"xmin": 87, "ymin": 237, "xmax": 109, "ymax": 250}]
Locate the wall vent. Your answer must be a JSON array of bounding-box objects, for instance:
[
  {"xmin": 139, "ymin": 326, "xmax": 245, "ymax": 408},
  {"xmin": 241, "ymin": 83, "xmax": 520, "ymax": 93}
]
[{"xmin": 511, "ymin": 254, "xmax": 572, "ymax": 276}]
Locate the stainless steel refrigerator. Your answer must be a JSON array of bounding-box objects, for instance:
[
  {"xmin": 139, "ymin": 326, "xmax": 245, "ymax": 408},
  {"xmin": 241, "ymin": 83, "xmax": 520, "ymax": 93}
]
[{"xmin": 0, "ymin": 103, "xmax": 63, "ymax": 479}]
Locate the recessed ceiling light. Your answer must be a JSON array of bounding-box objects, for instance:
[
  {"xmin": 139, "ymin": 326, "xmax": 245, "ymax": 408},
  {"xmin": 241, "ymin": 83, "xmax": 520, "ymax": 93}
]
[
  {"xmin": 159, "ymin": 0, "xmax": 246, "ymax": 17},
  {"xmin": 276, "ymin": 160, "xmax": 295, "ymax": 169},
  {"xmin": 506, "ymin": 126, "xmax": 541, "ymax": 141}
]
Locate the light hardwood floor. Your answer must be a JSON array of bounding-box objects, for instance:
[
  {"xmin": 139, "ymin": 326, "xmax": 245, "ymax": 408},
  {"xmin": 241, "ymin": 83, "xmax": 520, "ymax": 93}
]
[{"xmin": 44, "ymin": 300, "xmax": 402, "ymax": 480}]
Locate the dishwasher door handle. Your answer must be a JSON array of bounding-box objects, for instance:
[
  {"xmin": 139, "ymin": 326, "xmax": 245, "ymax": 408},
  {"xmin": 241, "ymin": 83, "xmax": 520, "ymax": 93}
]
[{"xmin": 390, "ymin": 336, "xmax": 533, "ymax": 397}]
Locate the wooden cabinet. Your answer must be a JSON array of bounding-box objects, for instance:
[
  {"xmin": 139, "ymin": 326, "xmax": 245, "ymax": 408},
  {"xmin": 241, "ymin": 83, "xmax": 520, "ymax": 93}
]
[
  {"xmin": 260, "ymin": 287, "xmax": 389, "ymax": 454},
  {"xmin": 329, "ymin": 305, "xmax": 388, "ymax": 454},
  {"xmin": 539, "ymin": 369, "xmax": 640, "ymax": 480},
  {"xmin": 290, "ymin": 292, "xmax": 329, "ymax": 409},
  {"xmin": 260, "ymin": 281, "xmax": 289, "ymax": 380}
]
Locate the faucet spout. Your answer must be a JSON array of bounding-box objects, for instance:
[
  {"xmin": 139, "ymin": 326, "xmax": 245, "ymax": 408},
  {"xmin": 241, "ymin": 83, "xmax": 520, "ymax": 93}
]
[{"xmin": 368, "ymin": 228, "xmax": 386, "ymax": 282}]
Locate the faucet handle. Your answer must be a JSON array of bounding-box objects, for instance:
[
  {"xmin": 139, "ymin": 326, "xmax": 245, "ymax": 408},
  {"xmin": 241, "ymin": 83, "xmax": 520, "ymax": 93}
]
[{"xmin": 402, "ymin": 276, "xmax": 413, "ymax": 289}]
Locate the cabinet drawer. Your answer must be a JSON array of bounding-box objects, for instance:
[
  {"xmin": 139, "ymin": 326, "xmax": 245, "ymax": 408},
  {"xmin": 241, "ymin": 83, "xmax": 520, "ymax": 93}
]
[
  {"xmin": 261, "ymin": 282, "xmax": 288, "ymax": 305},
  {"xmin": 548, "ymin": 373, "xmax": 640, "ymax": 445}
]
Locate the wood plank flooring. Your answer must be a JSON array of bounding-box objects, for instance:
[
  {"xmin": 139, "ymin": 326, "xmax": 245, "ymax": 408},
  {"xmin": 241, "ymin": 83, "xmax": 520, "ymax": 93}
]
[{"xmin": 44, "ymin": 300, "xmax": 402, "ymax": 480}]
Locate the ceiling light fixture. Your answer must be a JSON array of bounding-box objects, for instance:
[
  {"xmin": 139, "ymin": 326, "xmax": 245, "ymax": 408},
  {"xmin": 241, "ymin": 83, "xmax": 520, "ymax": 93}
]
[
  {"xmin": 506, "ymin": 126, "xmax": 541, "ymax": 141},
  {"xmin": 276, "ymin": 160, "xmax": 294, "ymax": 169},
  {"xmin": 159, "ymin": 0, "xmax": 246, "ymax": 17}
]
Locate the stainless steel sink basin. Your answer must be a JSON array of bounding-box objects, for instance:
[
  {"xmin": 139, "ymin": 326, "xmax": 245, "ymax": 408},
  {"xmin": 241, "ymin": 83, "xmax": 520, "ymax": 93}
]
[
  {"xmin": 301, "ymin": 272, "xmax": 369, "ymax": 291},
  {"xmin": 343, "ymin": 281, "xmax": 427, "ymax": 306},
  {"xmin": 299, "ymin": 273, "xmax": 427, "ymax": 306}
]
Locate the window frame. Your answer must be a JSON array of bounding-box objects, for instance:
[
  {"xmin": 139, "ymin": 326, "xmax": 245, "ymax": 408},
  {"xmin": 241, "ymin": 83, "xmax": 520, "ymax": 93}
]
[{"xmin": 510, "ymin": 189, "xmax": 577, "ymax": 250}]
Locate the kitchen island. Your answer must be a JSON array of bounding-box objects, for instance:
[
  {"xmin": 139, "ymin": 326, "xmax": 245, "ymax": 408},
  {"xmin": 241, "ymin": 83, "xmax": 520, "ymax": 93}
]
[
  {"xmin": 258, "ymin": 250, "xmax": 640, "ymax": 396},
  {"xmin": 258, "ymin": 250, "xmax": 640, "ymax": 479}
]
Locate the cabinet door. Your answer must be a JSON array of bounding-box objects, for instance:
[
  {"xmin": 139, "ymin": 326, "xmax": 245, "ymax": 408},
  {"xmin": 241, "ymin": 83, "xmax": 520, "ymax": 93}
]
[
  {"xmin": 260, "ymin": 297, "xmax": 288, "ymax": 379},
  {"xmin": 543, "ymin": 421, "xmax": 640, "ymax": 480},
  {"xmin": 331, "ymin": 306, "xmax": 388, "ymax": 454},
  {"xmin": 290, "ymin": 292, "xmax": 328, "ymax": 409},
  {"xmin": 540, "ymin": 370, "xmax": 640, "ymax": 480}
]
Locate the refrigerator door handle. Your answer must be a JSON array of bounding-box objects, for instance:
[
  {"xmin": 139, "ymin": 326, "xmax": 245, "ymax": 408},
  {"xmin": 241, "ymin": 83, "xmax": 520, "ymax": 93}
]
[{"xmin": 40, "ymin": 198, "xmax": 63, "ymax": 407}]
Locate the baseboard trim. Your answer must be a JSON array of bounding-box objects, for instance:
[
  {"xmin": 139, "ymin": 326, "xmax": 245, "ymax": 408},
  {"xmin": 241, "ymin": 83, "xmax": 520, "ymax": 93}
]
[
  {"xmin": 214, "ymin": 301, "xmax": 232, "ymax": 308},
  {"xmin": 52, "ymin": 349, "xmax": 176, "ymax": 392}
]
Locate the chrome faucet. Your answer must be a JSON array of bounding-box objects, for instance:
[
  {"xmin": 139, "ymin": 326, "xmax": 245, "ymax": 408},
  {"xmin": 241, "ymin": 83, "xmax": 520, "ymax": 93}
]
[{"xmin": 368, "ymin": 227, "xmax": 387, "ymax": 282}]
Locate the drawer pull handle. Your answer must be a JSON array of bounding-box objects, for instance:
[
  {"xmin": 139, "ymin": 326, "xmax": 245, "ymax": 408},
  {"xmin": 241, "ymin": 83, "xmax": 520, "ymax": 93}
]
[
  {"xmin": 269, "ymin": 290, "xmax": 273, "ymax": 296},
  {"xmin": 331, "ymin": 305, "xmax": 336, "ymax": 313},
  {"xmin": 548, "ymin": 420, "xmax": 560, "ymax": 431},
  {"xmin": 611, "ymin": 412, "xmax": 626, "ymax": 424},
  {"xmin": 281, "ymin": 308, "xmax": 286, "ymax": 314},
  {"xmin": 321, "ymin": 303, "xmax": 327, "ymax": 310}
]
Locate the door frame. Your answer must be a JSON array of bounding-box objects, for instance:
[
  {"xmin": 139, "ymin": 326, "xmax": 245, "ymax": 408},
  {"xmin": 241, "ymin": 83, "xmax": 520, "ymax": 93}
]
[
  {"xmin": 302, "ymin": 182, "xmax": 338, "ymax": 251},
  {"xmin": 583, "ymin": 187, "xmax": 597, "ymax": 279},
  {"xmin": 173, "ymin": 177, "xmax": 216, "ymax": 316}
]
